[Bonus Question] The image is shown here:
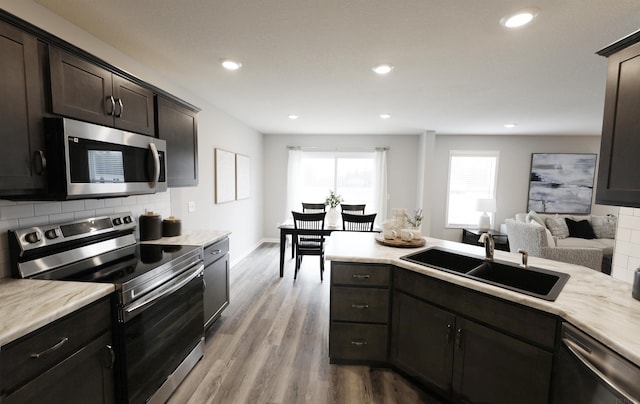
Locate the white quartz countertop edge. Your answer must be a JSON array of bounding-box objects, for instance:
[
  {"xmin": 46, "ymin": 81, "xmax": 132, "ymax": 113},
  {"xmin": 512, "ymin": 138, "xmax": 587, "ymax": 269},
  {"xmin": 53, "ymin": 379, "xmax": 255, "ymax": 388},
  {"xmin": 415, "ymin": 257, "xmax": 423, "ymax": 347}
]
[
  {"xmin": 0, "ymin": 279, "xmax": 114, "ymax": 346},
  {"xmin": 325, "ymin": 232, "xmax": 640, "ymax": 368},
  {"xmin": 138, "ymin": 229, "xmax": 231, "ymax": 247}
]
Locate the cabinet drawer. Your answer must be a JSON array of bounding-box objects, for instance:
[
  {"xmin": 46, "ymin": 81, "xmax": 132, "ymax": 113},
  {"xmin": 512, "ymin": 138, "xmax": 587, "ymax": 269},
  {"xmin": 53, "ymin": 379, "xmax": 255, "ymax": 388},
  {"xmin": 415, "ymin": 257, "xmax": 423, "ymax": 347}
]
[
  {"xmin": 329, "ymin": 322, "xmax": 388, "ymax": 362},
  {"xmin": 331, "ymin": 262, "xmax": 390, "ymax": 287},
  {"xmin": 331, "ymin": 287, "xmax": 389, "ymax": 323},
  {"xmin": 1, "ymin": 297, "xmax": 111, "ymax": 395},
  {"xmin": 204, "ymin": 237, "xmax": 229, "ymax": 267}
]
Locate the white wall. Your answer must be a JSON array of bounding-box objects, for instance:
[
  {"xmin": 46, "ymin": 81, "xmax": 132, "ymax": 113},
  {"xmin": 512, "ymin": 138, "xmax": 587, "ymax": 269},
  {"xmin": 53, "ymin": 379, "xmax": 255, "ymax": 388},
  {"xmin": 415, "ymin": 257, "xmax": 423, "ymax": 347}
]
[
  {"xmin": 427, "ymin": 134, "xmax": 618, "ymax": 241},
  {"xmin": 0, "ymin": 1, "xmax": 264, "ymax": 271},
  {"xmin": 262, "ymin": 134, "xmax": 421, "ymax": 240},
  {"xmin": 611, "ymin": 207, "xmax": 640, "ymax": 283}
]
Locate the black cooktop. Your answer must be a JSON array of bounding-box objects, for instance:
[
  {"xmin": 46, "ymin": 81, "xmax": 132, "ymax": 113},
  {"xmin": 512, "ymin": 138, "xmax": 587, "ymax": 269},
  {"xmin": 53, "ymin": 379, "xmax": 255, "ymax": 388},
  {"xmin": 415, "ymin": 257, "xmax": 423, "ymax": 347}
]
[{"xmin": 68, "ymin": 243, "xmax": 201, "ymax": 285}]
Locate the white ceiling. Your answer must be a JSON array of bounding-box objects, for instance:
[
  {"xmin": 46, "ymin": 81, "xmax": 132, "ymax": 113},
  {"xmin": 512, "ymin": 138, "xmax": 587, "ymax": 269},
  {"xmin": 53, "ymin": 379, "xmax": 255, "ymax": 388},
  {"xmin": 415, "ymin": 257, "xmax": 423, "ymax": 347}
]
[{"xmin": 34, "ymin": 0, "xmax": 640, "ymax": 136}]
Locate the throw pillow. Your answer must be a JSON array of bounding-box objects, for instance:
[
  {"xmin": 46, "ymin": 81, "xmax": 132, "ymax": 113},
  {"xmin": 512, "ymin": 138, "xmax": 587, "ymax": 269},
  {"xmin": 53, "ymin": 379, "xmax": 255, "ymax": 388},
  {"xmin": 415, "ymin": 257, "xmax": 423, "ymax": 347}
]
[
  {"xmin": 591, "ymin": 215, "xmax": 617, "ymax": 239},
  {"xmin": 526, "ymin": 210, "xmax": 546, "ymax": 227},
  {"xmin": 565, "ymin": 218, "xmax": 597, "ymax": 239},
  {"xmin": 545, "ymin": 215, "xmax": 570, "ymax": 239}
]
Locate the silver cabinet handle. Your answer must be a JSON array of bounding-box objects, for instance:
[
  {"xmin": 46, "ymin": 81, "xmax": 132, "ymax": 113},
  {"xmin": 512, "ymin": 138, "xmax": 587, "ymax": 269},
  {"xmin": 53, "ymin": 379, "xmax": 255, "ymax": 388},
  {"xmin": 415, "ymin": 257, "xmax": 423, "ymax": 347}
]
[
  {"xmin": 104, "ymin": 344, "xmax": 115, "ymax": 369},
  {"xmin": 106, "ymin": 95, "xmax": 115, "ymax": 115},
  {"xmin": 446, "ymin": 323, "xmax": 454, "ymax": 344},
  {"xmin": 33, "ymin": 150, "xmax": 46, "ymax": 175},
  {"xmin": 30, "ymin": 337, "xmax": 68, "ymax": 358},
  {"xmin": 351, "ymin": 304, "xmax": 369, "ymax": 309},
  {"xmin": 209, "ymin": 249, "xmax": 222, "ymax": 255},
  {"xmin": 455, "ymin": 328, "xmax": 464, "ymax": 350},
  {"xmin": 350, "ymin": 339, "xmax": 368, "ymax": 346},
  {"xmin": 115, "ymin": 98, "xmax": 123, "ymax": 117},
  {"xmin": 352, "ymin": 274, "xmax": 370, "ymax": 279}
]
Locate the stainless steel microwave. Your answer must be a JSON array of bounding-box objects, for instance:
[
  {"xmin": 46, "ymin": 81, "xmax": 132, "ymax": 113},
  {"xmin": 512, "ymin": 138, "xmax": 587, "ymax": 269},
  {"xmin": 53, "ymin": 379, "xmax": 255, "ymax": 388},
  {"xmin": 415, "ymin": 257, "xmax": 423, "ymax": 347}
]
[{"xmin": 44, "ymin": 117, "xmax": 167, "ymax": 199}]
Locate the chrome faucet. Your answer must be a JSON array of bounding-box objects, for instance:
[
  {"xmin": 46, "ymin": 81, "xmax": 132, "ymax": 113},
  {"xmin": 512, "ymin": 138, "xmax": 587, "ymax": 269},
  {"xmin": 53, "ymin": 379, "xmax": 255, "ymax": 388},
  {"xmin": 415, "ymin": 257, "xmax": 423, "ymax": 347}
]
[
  {"xmin": 518, "ymin": 249, "xmax": 529, "ymax": 268},
  {"xmin": 478, "ymin": 232, "xmax": 494, "ymax": 261}
]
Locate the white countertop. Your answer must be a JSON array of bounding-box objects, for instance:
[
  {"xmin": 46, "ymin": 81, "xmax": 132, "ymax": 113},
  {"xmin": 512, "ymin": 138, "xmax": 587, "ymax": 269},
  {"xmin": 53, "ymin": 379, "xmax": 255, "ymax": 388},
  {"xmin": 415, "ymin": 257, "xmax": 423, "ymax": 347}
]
[
  {"xmin": 0, "ymin": 278, "xmax": 114, "ymax": 347},
  {"xmin": 139, "ymin": 229, "xmax": 231, "ymax": 247},
  {"xmin": 326, "ymin": 232, "xmax": 640, "ymax": 368},
  {"xmin": 0, "ymin": 230, "xmax": 230, "ymax": 347}
]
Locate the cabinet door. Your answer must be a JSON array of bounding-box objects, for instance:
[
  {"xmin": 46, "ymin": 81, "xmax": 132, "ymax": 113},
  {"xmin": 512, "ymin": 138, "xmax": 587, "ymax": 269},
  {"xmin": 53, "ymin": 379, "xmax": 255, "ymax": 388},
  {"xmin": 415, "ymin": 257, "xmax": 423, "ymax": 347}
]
[
  {"xmin": 112, "ymin": 75, "xmax": 154, "ymax": 136},
  {"xmin": 0, "ymin": 21, "xmax": 46, "ymax": 194},
  {"xmin": 155, "ymin": 96, "xmax": 198, "ymax": 186},
  {"xmin": 391, "ymin": 291, "xmax": 455, "ymax": 399},
  {"xmin": 4, "ymin": 332, "xmax": 115, "ymax": 404},
  {"xmin": 203, "ymin": 254, "xmax": 229, "ymax": 329},
  {"xmin": 596, "ymin": 40, "xmax": 640, "ymax": 207},
  {"xmin": 452, "ymin": 318, "xmax": 553, "ymax": 404},
  {"xmin": 49, "ymin": 47, "xmax": 114, "ymax": 127}
]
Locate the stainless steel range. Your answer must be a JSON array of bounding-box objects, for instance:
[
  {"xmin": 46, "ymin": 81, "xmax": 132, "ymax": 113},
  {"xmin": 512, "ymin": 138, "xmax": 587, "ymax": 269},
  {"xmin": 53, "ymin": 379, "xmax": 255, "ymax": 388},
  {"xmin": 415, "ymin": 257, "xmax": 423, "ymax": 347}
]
[{"xmin": 8, "ymin": 212, "xmax": 204, "ymax": 404}]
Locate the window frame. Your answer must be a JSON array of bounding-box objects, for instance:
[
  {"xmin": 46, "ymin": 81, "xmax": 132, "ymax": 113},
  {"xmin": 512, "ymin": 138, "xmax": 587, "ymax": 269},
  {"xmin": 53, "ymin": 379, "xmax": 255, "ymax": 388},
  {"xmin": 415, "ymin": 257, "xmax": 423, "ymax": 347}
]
[{"xmin": 445, "ymin": 150, "xmax": 500, "ymax": 229}]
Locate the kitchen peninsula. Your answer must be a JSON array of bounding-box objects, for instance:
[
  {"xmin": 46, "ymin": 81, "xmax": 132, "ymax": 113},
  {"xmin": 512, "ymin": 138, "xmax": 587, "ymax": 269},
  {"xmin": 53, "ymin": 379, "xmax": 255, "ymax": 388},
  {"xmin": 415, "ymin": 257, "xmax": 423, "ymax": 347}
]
[{"xmin": 326, "ymin": 231, "xmax": 640, "ymax": 402}]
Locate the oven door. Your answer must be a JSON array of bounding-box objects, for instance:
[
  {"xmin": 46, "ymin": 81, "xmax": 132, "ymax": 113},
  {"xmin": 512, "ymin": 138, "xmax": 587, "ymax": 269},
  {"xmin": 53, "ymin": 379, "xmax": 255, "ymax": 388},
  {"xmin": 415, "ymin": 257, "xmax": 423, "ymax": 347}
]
[{"xmin": 115, "ymin": 263, "xmax": 204, "ymax": 404}]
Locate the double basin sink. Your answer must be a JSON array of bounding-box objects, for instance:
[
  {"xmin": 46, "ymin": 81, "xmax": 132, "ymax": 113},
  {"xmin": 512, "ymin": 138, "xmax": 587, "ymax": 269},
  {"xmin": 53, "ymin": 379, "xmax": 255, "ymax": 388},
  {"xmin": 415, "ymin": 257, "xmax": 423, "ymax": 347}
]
[{"xmin": 401, "ymin": 247, "xmax": 570, "ymax": 301}]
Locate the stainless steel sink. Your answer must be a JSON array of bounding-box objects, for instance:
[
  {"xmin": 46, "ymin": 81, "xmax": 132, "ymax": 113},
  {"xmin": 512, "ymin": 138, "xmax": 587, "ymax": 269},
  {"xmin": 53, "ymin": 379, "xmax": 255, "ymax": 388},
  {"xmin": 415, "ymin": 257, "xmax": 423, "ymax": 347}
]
[{"xmin": 401, "ymin": 247, "xmax": 569, "ymax": 301}]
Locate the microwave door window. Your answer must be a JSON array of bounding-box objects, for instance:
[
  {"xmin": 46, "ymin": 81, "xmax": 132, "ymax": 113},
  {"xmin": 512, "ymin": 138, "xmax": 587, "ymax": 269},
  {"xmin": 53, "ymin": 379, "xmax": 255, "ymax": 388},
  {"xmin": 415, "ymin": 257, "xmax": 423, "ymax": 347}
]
[{"xmin": 88, "ymin": 150, "xmax": 124, "ymax": 183}]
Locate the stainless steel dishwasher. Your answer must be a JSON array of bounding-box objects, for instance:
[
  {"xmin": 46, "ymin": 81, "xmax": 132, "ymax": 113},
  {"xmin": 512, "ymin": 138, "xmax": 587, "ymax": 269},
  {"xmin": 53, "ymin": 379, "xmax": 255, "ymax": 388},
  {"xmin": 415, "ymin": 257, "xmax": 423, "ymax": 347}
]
[{"xmin": 553, "ymin": 322, "xmax": 640, "ymax": 403}]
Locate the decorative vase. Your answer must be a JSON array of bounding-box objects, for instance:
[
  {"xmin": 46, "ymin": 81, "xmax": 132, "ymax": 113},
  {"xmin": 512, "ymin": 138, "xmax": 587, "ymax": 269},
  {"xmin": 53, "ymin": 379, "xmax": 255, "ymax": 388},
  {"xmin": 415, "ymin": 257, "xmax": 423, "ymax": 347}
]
[
  {"xmin": 327, "ymin": 207, "xmax": 340, "ymax": 228},
  {"xmin": 411, "ymin": 226, "xmax": 422, "ymax": 239}
]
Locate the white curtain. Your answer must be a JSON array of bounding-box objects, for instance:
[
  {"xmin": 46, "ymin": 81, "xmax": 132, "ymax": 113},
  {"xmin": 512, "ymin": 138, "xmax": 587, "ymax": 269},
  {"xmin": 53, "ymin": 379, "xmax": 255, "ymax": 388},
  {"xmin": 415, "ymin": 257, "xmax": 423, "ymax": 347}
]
[
  {"xmin": 371, "ymin": 149, "xmax": 388, "ymax": 226},
  {"xmin": 285, "ymin": 148, "xmax": 303, "ymax": 221}
]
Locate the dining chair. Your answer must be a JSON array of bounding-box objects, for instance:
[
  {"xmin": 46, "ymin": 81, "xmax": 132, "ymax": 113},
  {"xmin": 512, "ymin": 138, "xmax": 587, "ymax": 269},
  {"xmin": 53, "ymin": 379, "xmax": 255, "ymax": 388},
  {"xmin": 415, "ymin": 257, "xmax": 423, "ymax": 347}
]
[
  {"xmin": 342, "ymin": 212, "xmax": 377, "ymax": 231},
  {"xmin": 302, "ymin": 203, "xmax": 326, "ymax": 213},
  {"xmin": 292, "ymin": 211, "xmax": 327, "ymax": 281},
  {"xmin": 340, "ymin": 204, "xmax": 366, "ymax": 214}
]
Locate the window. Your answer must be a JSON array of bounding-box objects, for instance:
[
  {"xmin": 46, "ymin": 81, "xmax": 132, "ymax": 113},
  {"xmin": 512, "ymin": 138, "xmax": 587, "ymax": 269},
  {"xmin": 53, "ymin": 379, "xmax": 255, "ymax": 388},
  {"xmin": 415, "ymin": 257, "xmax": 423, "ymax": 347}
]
[
  {"xmin": 299, "ymin": 152, "xmax": 375, "ymax": 206},
  {"xmin": 446, "ymin": 151, "xmax": 499, "ymax": 228}
]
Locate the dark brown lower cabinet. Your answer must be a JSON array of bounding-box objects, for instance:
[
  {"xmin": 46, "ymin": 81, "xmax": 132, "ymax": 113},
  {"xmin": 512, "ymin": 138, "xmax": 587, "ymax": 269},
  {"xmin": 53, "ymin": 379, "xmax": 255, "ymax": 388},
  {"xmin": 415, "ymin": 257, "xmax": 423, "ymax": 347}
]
[
  {"xmin": 391, "ymin": 274, "xmax": 555, "ymax": 404},
  {"xmin": 203, "ymin": 237, "xmax": 230, "ymax": 330}
]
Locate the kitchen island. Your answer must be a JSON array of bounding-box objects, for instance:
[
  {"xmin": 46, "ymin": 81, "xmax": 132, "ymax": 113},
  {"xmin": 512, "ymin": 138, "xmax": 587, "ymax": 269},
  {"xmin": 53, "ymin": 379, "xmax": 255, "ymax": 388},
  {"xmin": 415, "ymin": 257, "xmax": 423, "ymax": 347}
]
[{"xmin": 326, "ymin": 231, "xmax": 640, "ymax": 402}]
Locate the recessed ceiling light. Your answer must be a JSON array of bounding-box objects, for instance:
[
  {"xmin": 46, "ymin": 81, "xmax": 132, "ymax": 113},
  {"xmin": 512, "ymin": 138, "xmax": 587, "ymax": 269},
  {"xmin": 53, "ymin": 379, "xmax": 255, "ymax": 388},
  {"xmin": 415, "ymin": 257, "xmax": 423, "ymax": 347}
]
[
  {"xmin": 500, "ymin": 8, "xmax": 539, "ymax": 28},
  {"xmin": 288, "ymin": 114, "xmax": 299, "ymax": 120},
  {"xmin": 504, "ymin": 123, "xmax": 518, "ymax": 128},
  {"xmin": 221, "ymin": 59, "xmax": 242, "ymax": 71},
  {"xmin": 372, "ymin": 64, "xmax": 394, "ymax": 75},
  {"xmin": 380, "ymin": 114, "xmax": 391, "ymax": 120}
]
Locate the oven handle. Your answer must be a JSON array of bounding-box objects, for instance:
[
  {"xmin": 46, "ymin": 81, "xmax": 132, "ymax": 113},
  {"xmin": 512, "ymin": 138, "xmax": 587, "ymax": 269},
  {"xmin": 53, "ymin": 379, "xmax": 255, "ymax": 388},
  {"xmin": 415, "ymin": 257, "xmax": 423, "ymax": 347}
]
[
  {"xmin": 149, "ymin": 142, "xmax": 160, "ymax": 187},
  {"xmin": 123, "ymin": 263, "xmax": 203, "ymax": 321},
  {"xmin": 562, "ymin": 336, "xmax": 638, "ymax": 403}
]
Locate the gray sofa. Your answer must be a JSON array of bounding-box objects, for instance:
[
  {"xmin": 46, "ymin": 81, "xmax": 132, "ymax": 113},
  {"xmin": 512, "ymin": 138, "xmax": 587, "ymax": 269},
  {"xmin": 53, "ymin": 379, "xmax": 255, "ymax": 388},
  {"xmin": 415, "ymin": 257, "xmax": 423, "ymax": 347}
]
[{"xmin": 503, "ymin": 212, "xmax": 616, "ymax": 273}]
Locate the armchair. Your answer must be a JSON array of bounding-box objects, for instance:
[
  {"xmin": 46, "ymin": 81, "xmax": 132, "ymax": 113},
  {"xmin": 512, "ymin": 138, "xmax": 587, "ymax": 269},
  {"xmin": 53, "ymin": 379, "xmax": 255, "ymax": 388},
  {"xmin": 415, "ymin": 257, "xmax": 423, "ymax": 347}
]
[{"xmin": 505, "ymin": 219, "xmax": 603, "ymax": 271}]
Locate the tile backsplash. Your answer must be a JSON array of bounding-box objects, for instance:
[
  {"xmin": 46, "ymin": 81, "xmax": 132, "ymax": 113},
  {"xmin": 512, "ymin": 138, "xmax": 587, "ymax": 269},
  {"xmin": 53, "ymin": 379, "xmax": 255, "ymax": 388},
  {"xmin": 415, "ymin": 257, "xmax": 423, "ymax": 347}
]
[
  {"xmin": 0, "ymin": 192, "xmax": 171, "ymax": 279},
  {"xmin": 611, "ymin": 207, "xmax": 640, "ymax": 284}
]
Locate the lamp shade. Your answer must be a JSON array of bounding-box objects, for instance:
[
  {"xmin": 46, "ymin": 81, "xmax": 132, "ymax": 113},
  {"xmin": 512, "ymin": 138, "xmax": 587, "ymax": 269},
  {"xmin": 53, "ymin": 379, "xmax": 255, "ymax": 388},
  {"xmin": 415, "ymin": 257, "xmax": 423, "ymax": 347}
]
[{"xmin": 475, "ymin": 198, "xmax": 496, "ymax": 213}]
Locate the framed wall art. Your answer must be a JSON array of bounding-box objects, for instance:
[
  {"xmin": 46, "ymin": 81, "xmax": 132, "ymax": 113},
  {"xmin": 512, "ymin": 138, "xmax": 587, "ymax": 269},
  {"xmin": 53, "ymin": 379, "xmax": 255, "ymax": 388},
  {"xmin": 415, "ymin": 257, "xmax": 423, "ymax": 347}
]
[
  {"xmin": 235, "ymin": 153, "xmax": 250, "ymax": 200},
  {"xmin": 214, "ymin": 148, "xmax": 235, "ymax": 204},
  {"xmin": 527, "ymin": 153, "xmax": 597, "ymax": 214}
]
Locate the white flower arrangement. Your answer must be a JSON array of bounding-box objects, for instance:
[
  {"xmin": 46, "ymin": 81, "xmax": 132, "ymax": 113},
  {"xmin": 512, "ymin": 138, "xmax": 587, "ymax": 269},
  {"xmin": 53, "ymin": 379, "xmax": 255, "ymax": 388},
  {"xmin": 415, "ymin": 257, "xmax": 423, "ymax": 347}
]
[{"xmin": 325, "ymin": 190, "xmax": 343, "ymax": 208}]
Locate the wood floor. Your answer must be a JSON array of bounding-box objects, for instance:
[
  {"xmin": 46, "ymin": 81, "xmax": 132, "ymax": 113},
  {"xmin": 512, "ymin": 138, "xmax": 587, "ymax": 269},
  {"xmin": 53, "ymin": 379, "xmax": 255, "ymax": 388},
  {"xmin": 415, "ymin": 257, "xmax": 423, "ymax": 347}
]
[{"xmin": 168, "ymin": 242, "xmax": 441, "ymax": 404}]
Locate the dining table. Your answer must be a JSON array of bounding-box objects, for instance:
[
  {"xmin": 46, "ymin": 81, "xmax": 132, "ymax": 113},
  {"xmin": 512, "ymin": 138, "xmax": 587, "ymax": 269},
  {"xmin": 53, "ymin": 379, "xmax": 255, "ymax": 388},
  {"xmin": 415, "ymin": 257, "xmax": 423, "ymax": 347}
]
[{"xmin": 278, "ymin": 220, "xmax": 380, "ymax": 277}]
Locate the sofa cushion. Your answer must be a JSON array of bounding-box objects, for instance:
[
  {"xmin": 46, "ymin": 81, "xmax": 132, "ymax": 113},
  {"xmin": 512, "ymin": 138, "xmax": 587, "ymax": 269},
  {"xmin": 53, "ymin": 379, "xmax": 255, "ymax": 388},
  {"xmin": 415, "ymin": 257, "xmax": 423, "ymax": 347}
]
[
  {"xmin": 545, "ymin": 215, "xmax": 570, "ymax": 239},
  {"xmin": 555, "ymin": 237, "xmax": 614, "ymax": 256},
  {"xmin": 565, "ymin": 218, "xmax": 597, "ymax": 239},
  {"xmin": 591, "ymin": 215, "xmax": 617, "ymax": 239},
  {"xmin": 526, "ymin": 210, "xmax": 546, "ymax": 227}
]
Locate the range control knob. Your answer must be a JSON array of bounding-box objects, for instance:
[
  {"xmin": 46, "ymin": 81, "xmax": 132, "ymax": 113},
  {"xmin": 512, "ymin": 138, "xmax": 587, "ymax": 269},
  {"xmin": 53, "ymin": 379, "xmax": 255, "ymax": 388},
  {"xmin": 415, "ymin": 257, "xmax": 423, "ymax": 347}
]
[
  {"xmin": 25, "ymin": 232, "xmax": 41, "ymax": 244},
  {"xmin": 44, "ymin": 229, "xmax": 60, "ymax": 240},
  {"xmin": 123, "ymin": 216, "xmax": 132, "ymax": 224},
  {"xmin": 113, "ymin": 217, "xmax": 123, "ymax": 226}
]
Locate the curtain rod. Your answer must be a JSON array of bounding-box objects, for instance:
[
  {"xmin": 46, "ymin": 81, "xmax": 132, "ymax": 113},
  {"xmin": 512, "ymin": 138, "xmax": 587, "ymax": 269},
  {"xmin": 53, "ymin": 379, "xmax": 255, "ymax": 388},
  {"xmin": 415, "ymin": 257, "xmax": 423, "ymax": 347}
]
[{"xmin": 287, "ymin": 146, "xmax": 390, "ymax": 152}]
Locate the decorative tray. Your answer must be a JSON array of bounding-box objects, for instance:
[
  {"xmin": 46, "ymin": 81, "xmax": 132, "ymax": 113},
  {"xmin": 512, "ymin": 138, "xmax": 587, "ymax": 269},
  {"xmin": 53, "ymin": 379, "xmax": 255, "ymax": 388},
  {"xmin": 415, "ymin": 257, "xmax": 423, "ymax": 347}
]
[{"xmin": 375, "ymin": 233, "xmax": 426, "ymax": 248}]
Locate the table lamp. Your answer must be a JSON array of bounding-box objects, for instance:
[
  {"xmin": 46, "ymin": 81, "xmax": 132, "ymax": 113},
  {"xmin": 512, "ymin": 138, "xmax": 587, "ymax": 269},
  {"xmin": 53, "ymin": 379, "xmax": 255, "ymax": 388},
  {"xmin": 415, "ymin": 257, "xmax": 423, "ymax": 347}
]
[{"xmin": 476, "ymin": 198, "xmax": 496, "ymax": 231}]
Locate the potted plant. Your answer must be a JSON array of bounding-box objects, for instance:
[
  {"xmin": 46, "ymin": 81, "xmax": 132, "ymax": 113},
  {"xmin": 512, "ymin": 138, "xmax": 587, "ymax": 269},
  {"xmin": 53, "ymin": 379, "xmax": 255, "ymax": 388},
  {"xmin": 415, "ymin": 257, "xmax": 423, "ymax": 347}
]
[
  {"xmin": 325, "ymin": 190, "xmax": 343, "ymax": 227},
  {"xmin": 405, "ymin": 208, "xmax": 423, "ymax": 237}
]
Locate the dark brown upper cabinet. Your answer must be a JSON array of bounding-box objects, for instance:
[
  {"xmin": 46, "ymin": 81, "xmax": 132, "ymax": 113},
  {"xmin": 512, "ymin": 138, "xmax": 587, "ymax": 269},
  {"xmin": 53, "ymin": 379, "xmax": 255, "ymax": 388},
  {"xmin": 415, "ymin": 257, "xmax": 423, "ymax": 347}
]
[
  {"xmin": 596, "ymin": 31, "xmax": 640, "ymax": 207},
  {"xmin": 49, "ymin": 47, "xmax": 155, "ymax": 136},
  {"xmin": 0, "ymin": 20, "xmax": 46, "ymax": 197},
  {"xmin": 155, "ymin": 96, "xmax": 198, "ymax": 187}
]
